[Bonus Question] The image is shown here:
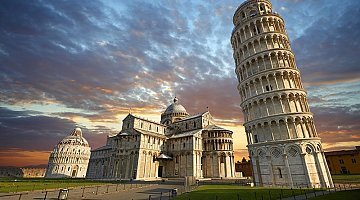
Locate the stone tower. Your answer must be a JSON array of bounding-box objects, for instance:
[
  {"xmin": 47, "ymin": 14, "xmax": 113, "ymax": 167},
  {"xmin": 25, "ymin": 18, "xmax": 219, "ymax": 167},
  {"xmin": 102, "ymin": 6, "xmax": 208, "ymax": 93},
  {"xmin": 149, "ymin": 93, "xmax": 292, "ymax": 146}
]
[{"xmin": 231, "ymin": 0, "xmax": 333, "ymax": 188}]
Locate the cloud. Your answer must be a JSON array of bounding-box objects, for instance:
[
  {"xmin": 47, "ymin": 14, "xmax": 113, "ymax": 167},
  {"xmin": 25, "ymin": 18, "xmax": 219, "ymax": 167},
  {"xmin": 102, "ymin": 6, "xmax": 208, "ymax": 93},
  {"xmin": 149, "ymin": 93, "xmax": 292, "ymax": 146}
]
[
  {"xmin": 291, "ymin": 1, "xmax": 360, "ymax": 85},
  {"xmin": 0, "ymin": 0, "xmax": 359, "ymax": 166},
  {"xmin": 0, "ymin": 107, "xmax": 108, "ymax": 151}
]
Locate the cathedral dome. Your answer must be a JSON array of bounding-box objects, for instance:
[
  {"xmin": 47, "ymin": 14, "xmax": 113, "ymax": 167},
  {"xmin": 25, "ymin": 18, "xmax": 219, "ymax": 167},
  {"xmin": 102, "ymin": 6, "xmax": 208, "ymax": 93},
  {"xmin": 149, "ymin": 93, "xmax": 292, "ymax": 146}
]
[{"xmin": 164, "ymin": 97, "xmax": 188, "ymax": 114}]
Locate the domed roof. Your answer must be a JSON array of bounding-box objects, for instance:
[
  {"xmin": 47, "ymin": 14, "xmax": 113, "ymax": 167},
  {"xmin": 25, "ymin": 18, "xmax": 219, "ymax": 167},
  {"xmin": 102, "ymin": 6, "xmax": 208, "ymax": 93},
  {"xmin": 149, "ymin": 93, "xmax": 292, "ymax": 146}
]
[
  {"xmin": 164, "ymin": 97, "xmax": 188, "ymax": 114},
  {"xmin": 58, "ymin": 128, "xmax": 89, "ymax": 147}
]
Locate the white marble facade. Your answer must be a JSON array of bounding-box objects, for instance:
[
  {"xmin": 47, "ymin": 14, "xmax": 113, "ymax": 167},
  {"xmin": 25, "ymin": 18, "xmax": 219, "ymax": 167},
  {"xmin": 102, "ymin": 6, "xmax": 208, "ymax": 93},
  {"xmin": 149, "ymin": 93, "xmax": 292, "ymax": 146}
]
[
  {"xmin": 231, "ymin": 0, "xmax": 333, "ymax": 188},
  {"xmin": 87, "ymin": 97, "xmax": 235, "ymax": 180},
  {"xmin": 45, "ymin": 128, "xmax": 91, "ymax": 178}
]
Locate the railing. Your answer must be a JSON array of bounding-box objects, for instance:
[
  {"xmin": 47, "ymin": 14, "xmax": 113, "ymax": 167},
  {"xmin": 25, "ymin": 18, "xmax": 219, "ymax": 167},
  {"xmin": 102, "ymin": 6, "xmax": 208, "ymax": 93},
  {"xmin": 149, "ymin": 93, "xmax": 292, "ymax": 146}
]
[{"xmin": 0, "ymin": 182, "xmax": 158, "ymax": 200}]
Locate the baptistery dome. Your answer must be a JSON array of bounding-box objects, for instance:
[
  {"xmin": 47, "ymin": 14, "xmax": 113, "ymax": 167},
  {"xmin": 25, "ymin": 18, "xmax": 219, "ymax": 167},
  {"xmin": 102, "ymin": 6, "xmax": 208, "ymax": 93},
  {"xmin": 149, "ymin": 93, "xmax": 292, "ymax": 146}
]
[
  {"xmin": 161, "ymin": 97, "xmax": 189, "ymax": 125},
  {"xmin": 45, "ymin": 128, "xmax": 91, "ymax": 178},
  {"xmin": 58, "ymin": 127, "xmax": 89, "ymax": 147}
]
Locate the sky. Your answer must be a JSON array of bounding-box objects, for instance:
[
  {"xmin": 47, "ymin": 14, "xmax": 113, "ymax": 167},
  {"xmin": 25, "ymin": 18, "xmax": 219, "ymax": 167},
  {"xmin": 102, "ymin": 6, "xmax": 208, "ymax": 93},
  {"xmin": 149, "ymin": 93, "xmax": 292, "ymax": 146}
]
[{"xmin": 0, "ymin": 0, "xmax": 360, "ymax": 167}]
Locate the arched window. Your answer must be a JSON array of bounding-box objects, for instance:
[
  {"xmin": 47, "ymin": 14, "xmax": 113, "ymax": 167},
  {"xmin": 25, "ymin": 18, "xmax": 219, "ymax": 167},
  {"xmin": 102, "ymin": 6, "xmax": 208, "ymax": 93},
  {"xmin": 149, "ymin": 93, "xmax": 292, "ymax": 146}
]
[
  {"xmin": 141, "ymin": 122, "xmax": 143, "ymax": 128},
  {"xmin": 185, "ymin": 123, "xmax": 188, "ymax": 129},
  {"xmin": 260, "ymin": 4, "xmax": 265, "ymax": 12},
  {"xmin": 254, "ymin": 135, "xmax": 258, "ymax": 143},
  {"xmin": 194, "ymin": 121, "xmax": 196, "ymax": 128}
]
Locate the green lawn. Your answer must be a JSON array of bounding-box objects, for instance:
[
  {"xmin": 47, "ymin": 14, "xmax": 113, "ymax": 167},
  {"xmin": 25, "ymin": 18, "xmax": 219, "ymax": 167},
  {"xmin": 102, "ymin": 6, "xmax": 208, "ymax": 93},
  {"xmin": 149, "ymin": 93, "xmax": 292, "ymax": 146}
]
[
  {"xmin": 310, "ymin": 189, "xmax": 360, "ymax": 200},
  {"xmin": 332, "ymin": 175, "xmax": 360, "ymax": 184},
  {"xmin": 0, "ymin": 178, "xmax": 109, "ymax": 193},
  {"xmin": 174, "ymin": 185, "xmax": 314, "ymax": 200}
]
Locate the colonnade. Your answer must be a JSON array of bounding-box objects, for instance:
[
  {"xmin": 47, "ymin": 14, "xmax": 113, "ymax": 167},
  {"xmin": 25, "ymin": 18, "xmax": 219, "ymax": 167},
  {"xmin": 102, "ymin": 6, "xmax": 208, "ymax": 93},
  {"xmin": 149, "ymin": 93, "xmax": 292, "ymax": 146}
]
[
  {"xmin": 236, "ymin": 51, "xmax": 297, "ymax": 82},
  {"xmin": 232, "ymin": 15, "xmax": 286, "ymax": 49},
  {"xmin": 245, "ymin": 116, "xmax": 318, "ymax": 144},
  {"xmin": 242, "ymin": 92, "xmax": 310, "ymax": 122},
  {"xmin": 203, "ymin": 139, "xmax": 233, "ymax": 151},
  {"xmin": 238, "ymin": 70, "xmax": 303, "ymax": 101},
  {"xmin": 234, "ymin": 34, "xmax": 291, "ymax": 66}
]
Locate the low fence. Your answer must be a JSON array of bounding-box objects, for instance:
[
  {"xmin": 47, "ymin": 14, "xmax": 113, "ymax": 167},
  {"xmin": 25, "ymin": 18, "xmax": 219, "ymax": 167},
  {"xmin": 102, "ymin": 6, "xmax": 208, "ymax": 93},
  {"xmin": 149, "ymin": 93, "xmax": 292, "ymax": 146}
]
[
  {"xmin": 0, "ymin": 182, "xmax": 158, "ymax": 200},
  {"xmin": 174, "ymin": 183, "xmax": 360, "ymax": 200}
]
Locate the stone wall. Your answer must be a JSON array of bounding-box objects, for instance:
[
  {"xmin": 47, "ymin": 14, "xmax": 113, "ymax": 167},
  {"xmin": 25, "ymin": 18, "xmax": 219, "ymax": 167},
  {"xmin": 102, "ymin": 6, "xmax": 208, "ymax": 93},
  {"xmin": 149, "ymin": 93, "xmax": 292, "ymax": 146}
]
[{"xmin": 0, "ymin": 167, "xmax": 46, "ymax": 178}]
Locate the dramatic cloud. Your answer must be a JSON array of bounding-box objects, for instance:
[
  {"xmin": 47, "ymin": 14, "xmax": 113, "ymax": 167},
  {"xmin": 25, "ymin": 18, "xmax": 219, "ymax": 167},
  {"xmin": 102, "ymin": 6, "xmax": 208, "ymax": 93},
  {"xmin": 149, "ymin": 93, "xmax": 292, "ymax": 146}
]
[{"xmin": 0, "ymin": 0, "xmax": 359, "ymax": 166}]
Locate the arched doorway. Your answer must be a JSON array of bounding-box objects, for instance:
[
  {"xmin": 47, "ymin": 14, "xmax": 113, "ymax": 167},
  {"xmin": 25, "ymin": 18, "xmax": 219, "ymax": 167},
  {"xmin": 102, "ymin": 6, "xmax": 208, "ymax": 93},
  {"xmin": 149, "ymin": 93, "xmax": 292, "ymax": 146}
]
[{"xmin": 71, "ymin": 165, "xmax": 79, "ymax": 177}]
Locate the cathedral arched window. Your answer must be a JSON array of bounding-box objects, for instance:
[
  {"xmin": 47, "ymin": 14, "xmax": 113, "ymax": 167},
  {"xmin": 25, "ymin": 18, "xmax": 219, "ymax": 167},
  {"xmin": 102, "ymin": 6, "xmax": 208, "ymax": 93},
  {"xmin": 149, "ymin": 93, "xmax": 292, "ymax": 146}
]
[
  {"xmin": 194, "ymin": 121, "xmax": 196, "ymax": 128},
  {"xmin": 185, "ymin": 123, "xmax": 188, "ymax": 129},
  {"xmin": 254, "ymin": 135, "xmax": 258, "ymax": 143}
]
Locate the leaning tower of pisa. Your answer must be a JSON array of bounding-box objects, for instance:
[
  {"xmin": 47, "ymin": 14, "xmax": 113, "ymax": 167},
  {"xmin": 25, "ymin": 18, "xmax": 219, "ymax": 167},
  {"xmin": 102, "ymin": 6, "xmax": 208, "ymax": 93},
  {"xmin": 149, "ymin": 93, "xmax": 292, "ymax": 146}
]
[{"xmin": 231, "ymin": 0, "xmax": 333, "ymax": 188}]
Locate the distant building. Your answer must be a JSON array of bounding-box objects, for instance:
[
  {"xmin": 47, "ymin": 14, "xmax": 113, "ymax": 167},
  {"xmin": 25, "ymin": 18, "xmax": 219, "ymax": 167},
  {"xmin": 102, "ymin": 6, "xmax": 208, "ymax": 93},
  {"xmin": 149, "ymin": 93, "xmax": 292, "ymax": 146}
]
[
  {"xmin": 87, "ymin": 97, "xmax": 235, "ymax": 180},
  {"xmin": 235, "ymin": 157, "xmax": 252, "ymax": 177},
  {"xmin": 0, "ymin": 167, "xmax": 46, "ymax": 178},
  {"xmin": 325, "ymin": 146, "xmax": 360, "ymax": 175},
  {"xmin": 45, "ymin": 128, "xmax": 91, "ymax": 178}
]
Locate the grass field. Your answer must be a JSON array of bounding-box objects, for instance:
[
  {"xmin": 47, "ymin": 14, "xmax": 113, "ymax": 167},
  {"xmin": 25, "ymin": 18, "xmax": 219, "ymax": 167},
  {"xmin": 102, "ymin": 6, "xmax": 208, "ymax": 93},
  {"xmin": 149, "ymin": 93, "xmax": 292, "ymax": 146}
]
[
  {"xmin": 331, "ymin": 174, "xmax": 360, "ymax": 184},
  {"xmin": 173, "ymin": 185, "xmax": 314, "ymax": 200},
  {"xmin": 311, "ymin": 189, "xmax": 360, "ymax": 200},
  {"xmin": 0, "ymin": 178, "xmax": 109, "ymax": 193}
]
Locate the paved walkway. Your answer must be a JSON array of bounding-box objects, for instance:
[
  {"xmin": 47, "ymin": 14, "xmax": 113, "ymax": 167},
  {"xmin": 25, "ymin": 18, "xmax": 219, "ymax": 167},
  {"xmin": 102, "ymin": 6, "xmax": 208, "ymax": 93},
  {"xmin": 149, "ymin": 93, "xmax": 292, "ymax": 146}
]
[{"xmin": 0, "ymin": 182, "xmax": 185, "ymax": 200}]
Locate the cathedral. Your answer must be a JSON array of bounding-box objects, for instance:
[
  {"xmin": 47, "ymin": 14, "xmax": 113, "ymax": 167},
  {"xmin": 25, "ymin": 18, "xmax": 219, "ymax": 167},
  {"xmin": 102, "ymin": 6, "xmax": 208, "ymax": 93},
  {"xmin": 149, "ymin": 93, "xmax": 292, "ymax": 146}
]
[{"xmin": 86, "ymin": 97, "xmax": 235, "ymax": 180}]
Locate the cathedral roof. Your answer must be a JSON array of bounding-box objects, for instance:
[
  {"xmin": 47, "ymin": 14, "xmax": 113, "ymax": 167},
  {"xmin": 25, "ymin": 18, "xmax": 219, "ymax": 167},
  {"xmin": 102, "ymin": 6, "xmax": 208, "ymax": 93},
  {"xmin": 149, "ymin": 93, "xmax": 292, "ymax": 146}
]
[
  {"xmin": 174, "ymin": 111, "xmax": 209, "ymax": 122},
  {"xmin": 169, "ymin": 129, "xmax": 202, "ymax": 139},
  {"xmin": 204, "ymin": 125, "xmax": 231, "ymax": 132},
  {"xmin": 58, "ymin": 128, "xmax": 90, "ymax": 147},
  {"xmin": 163, "ymin": 97, "xmax": 188, "ymax": 115}
]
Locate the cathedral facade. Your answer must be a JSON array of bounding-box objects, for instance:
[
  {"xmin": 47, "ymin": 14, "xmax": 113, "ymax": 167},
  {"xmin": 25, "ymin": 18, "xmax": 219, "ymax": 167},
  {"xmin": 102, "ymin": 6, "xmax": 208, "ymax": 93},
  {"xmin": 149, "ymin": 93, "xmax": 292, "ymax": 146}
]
[
  {"xmin": 231, "ymin": 0, "xmax": 333, "ymax": 188},
  {"xmin": 86, "ymin": 97, "xmax": 235, "ymax": 180}
]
